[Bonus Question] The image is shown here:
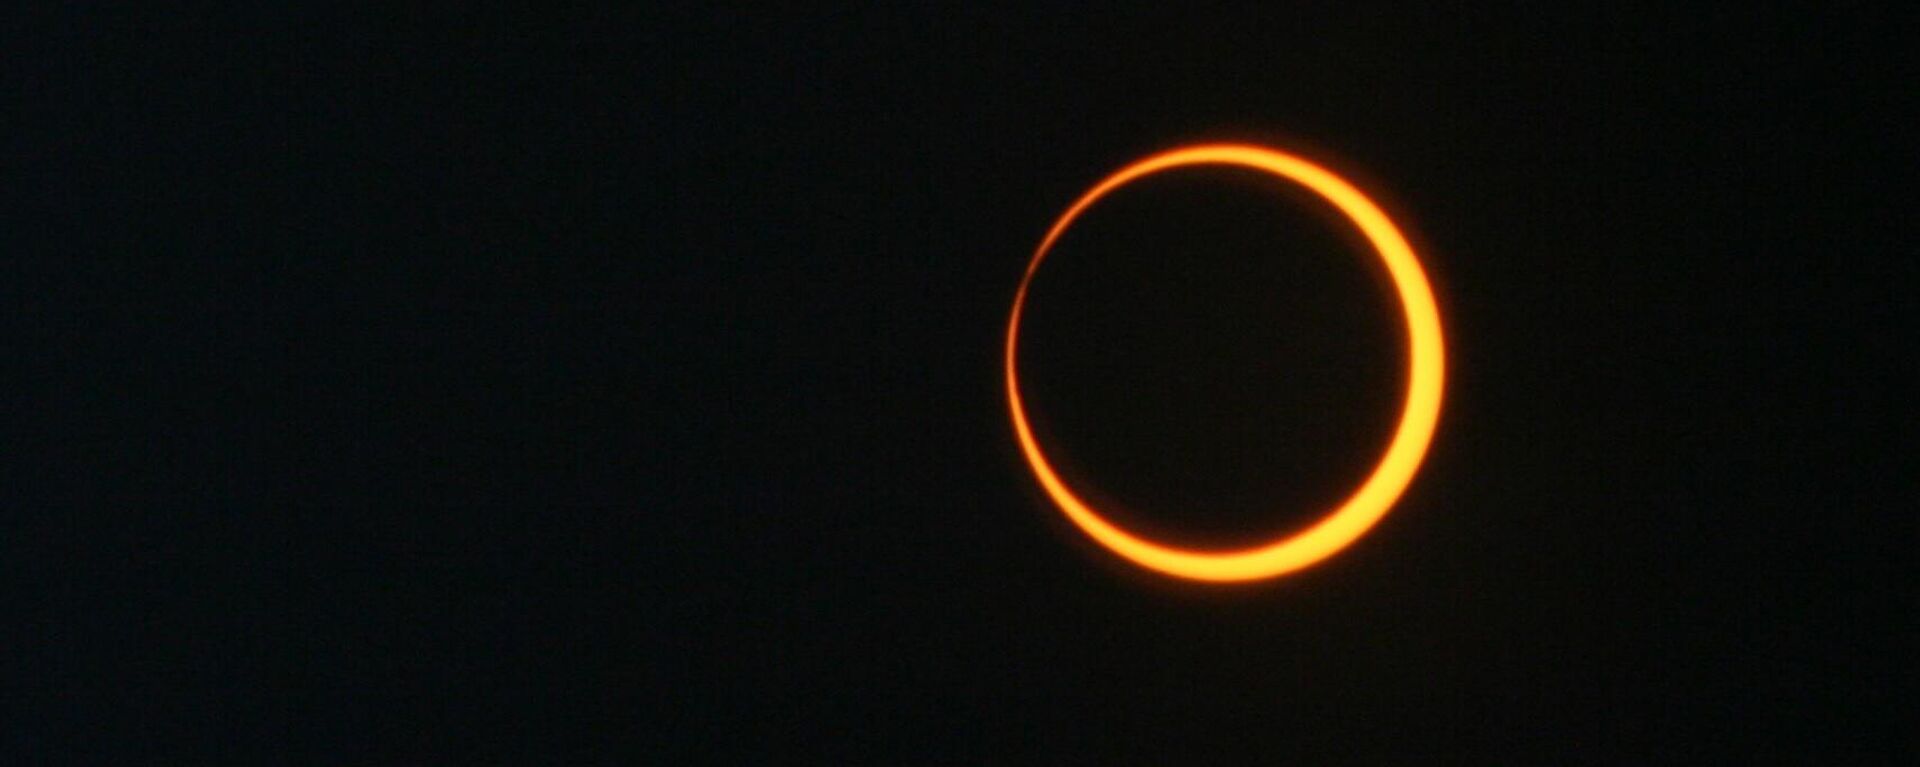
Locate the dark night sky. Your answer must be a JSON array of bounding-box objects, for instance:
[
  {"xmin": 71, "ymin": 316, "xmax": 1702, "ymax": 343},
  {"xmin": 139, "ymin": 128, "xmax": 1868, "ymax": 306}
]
[{"xmin": 9, "ymin": 5, "xmax": 1912, "ymax": 763}]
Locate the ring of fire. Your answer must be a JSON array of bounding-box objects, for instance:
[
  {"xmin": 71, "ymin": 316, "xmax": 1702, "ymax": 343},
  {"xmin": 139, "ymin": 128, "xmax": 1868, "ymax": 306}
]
[{"xmin": 1005, "ymin": 143, "xmax": 1446, "ymax": 582}]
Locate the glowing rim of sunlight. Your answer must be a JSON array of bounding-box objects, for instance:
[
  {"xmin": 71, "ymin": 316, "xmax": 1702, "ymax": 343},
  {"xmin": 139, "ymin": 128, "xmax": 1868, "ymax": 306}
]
[{"xmin": 1005, "ymin": 143, "xmax": 1446, "ymax": 582}]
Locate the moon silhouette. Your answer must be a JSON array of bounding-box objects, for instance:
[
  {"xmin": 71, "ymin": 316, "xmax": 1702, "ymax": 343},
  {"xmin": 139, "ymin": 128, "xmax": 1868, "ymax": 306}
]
[{"xmin": 1005, "ymin": 143, "xmax": 1446, "ymax": 582}]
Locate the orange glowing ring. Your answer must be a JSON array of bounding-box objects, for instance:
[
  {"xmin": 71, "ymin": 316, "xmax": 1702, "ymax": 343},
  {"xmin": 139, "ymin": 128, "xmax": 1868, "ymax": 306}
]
[{"xmin": 1005, "ymin": 143, "xmax": 1445, "ymax": 582}]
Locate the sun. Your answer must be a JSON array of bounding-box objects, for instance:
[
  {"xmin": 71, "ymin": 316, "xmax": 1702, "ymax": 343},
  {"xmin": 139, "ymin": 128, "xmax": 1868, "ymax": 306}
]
[{"xmin": 1005, "ymin": 143, "xmax": 1446, "ymax": 582}]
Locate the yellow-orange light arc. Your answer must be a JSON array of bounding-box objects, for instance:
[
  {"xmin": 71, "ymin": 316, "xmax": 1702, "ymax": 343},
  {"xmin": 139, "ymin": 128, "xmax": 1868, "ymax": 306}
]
[{"xmin": 1005, "ymin": 143, "xmax": 1446, "ymax": 583}]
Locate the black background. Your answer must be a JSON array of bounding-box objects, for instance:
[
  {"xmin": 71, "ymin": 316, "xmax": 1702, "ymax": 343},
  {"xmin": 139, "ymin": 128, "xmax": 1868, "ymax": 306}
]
[{"xmin": 9, "ymin": 5, "xmax": 1912, "ymax": 763}]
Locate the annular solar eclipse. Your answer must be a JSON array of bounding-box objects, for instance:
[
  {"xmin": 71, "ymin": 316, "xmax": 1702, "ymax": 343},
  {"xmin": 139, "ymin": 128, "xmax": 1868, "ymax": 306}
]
[{"xmin": 1005, "ymin": 143, "xmax": 1446, "ymax": 582}]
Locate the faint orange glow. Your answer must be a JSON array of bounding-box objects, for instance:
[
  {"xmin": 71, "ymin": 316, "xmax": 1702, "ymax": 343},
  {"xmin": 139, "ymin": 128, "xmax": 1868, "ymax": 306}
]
[{"xmin": 1006, "ymin": 143, "xmax": 1446, "ymax": 582}]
